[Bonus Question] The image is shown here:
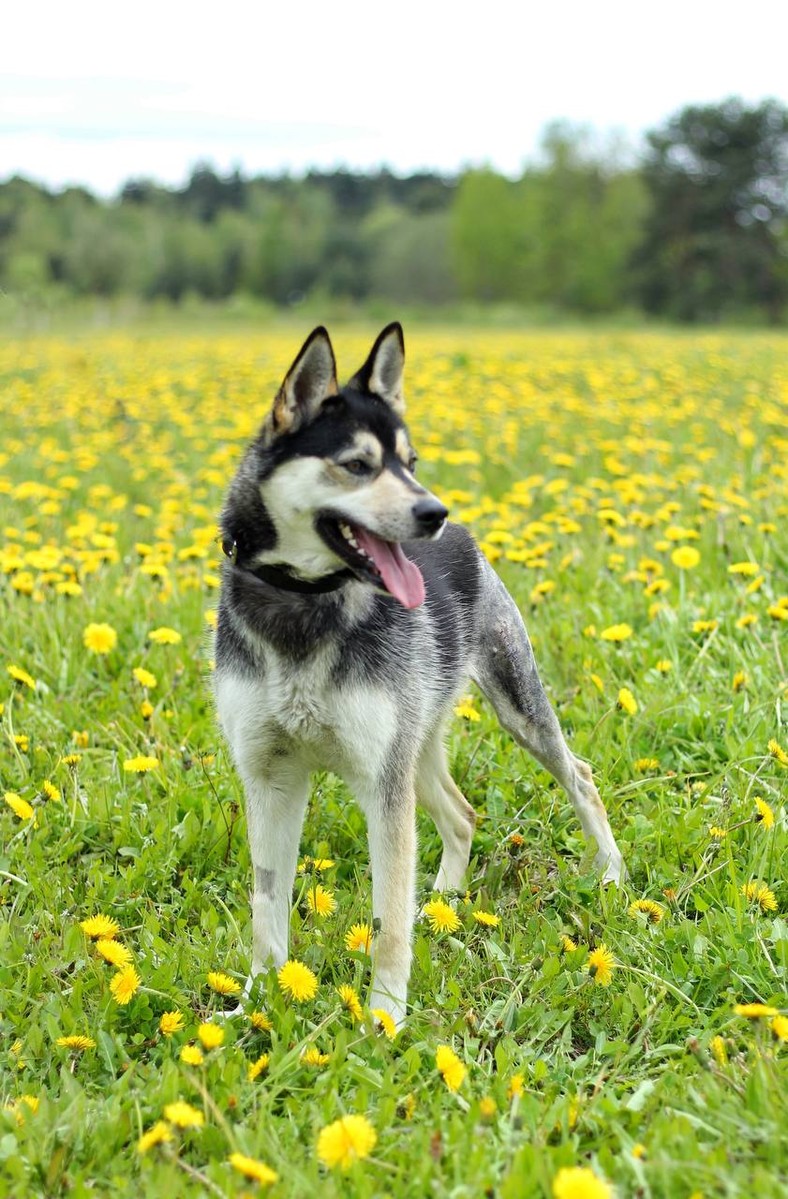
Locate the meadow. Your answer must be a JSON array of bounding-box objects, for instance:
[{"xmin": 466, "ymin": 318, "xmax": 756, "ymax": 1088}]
[{"xmin": 0, "ymin": 325, "xmax": 786, "ymax": 1198}]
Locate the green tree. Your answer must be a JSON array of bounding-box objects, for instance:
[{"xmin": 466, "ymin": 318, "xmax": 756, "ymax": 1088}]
[{"xmin": 634, "ymin": 98, "xmax": 788, "ymax": 321}]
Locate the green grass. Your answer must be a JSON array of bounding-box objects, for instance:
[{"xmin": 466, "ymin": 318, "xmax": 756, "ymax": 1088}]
[{"xmin": 0, "ymin": 326, "xmax": 786, "ymax": 1197}]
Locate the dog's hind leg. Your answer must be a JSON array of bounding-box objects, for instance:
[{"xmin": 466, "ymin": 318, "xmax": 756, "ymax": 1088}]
[
  {"xmin": 471, "ymin": 568, "xmax": 625, "ymax": 884},
  {"xmin": 239, "ymin": 761, "xmax": 310, "ymax": 988},
  {"xmin": 416, "ymin": 733, "xmax": 476, "ymax": 891}
]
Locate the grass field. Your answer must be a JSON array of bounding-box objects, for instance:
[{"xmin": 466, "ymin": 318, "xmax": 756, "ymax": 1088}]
[{"xmin": 1, "ymin": 326, "xmax": 786, "ymax": 1198}]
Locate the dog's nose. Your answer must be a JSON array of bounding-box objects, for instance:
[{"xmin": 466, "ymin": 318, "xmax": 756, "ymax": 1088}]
[{"xmin": 412, "ymin": 497, "xmax": 448, "ymax": 536}]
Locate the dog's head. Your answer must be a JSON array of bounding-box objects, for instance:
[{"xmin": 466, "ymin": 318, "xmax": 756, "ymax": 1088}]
[{"xmin": 221, "ymin": 324, "xmax": 447, "ymax": 608}]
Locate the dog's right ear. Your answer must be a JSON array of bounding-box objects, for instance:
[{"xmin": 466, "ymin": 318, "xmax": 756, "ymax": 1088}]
[{"xmin": 264, "ymin": 327, "xmax": 338, "ymax": 441}]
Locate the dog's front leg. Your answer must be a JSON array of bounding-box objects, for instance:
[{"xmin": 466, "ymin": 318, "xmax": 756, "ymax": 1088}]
[
  {"xmin": 360, "ymin": 781, "xmax": 417, "ymax": 1030},
  {"xmin": 240, "ymin": 764, "xmax": 310, "ymax": 990}
]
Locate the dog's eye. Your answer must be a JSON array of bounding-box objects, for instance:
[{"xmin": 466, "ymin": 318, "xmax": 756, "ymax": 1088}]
[
  {"xmin": 408, "ymin": 455, "xmax": 418, "ymax": 474},
  {"xmin": 344, "ymin": 458, "xmax": 372, "ymax": 477}
]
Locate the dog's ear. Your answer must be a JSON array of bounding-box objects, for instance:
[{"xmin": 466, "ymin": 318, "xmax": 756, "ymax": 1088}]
[
  {"xmin": 348, "ymin": 322, "xmax": 405, "ymax": 414},
  {"xmin": 265, "ymin": 327, "xmax": 338, "ymax": 440}
]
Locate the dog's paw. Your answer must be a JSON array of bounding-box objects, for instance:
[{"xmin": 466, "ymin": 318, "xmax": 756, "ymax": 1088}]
[{"xmin": 599, "ymin": 854, "xmax": 628, "ymax": 886}]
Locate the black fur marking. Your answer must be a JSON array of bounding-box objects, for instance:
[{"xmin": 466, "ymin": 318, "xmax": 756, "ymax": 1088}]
[
  {"xmin": 216, "ymin": 598, "xmax": 259, "ymax": 676},
  {"xmin": 219, "ymin": 564, "xmax": 352, "ymax": 663},
  {"xmin": 255, "ymin": 867, "xmax": 276, "ymax": 898}
]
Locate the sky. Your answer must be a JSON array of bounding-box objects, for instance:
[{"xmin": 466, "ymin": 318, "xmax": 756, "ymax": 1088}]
[{"xmin": 3, "ymin": 0, "xmax": 787, "ymax": 195}]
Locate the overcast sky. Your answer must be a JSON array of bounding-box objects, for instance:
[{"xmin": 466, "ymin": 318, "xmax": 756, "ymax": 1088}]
[{"xmin": 3, "ymin": 0, "xmax": 787, "ymax": 195}]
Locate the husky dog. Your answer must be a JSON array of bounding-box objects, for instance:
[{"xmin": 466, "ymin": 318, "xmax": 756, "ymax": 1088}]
[{"xmin": 215, "ymin": 324, "xmax": 625, "ymax": 1026}]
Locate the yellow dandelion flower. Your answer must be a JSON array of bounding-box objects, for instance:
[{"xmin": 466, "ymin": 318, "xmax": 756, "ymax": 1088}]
[
  {"xmin": 80, "ymin": 914, "xmax": 120, "ymax": 939},
  {"xmin": 741, "ymin": 880, "xmax": 778, "ymax": 913},
  {"xmin": 344, "ymin": 923, "xmax": 373, "ymax": 953},
  {"xmin": 207, "ymin": 971, "xmax": 241, "ymax": 996},
  {"xmin": 435, "ymin": 1044, "xmax": 467, "ymax": 1092},
  {"xmin": 655, "ymin": 658, "xmax": 672, "ymax": 673},
  {"xmin": 317, "ymin": 1114, "xmax": 377, "ymax": 1171},
  {"xmin": 7, "ymin": 664, "xmax": 36, "ymax": 689},
  {"xmin": 671, "ymin": 546, "xmax": 700, "ymax": 570},
  {"xmin": 709, "ymin": 825, "xmax": 728, "ymax": 839},
  {"xmin": 137, "ymin": 1121, "xmax": 172, "ymax": 1154},
  {"xmin": 472, "ymin": 909, "xmax": 500, "ymax": 928},
  {"xmin": 733, "ymin": 1002, "xmax": 779, "ymax": 1018},
  {"xmin": 4, "ymin": 792, "xmax": 35, "ymax": 821},
  {"xmin": 297, "ymin": 856, "xmax": 336, "ymax": 873},
  {"xmin": 560, "ymin": 934, "xmax": 578, "ymax": 953},
  {"xmin": 140, "ymin": 699, "xmax": 154, "ymax": 719},
  {"xmin": 180, "ymin": 1044, "xmax": 204, "ymax": 1066},
  {"xmin": 228, "ymin": 1152, "xmax": 278, "ymax": 1186},
  {"xmin": 422, "ymin": 897, "xmax": 461, "ymax": 934},
  {"xmin": 631, "ymin": 1143, "xmax": 646, "ymax": 1159},
  {"xmin": 122, "ymin": 755, "xmax": 159, "ymax": 774},
  {"xmin": 617, "ymin": 687, "xmax": 638, "ymax": 715},
  {"xmin": 728, "ymin": 561, "xmax": 760, "ymax": 576},
  {"xmin": 552, "ymin": 1165, "xmax": 613, "ymax": 1199},
  {"xmin": 159, "ymin": 1010, "xmax": 184, "ymax": 1037},
  {"xmin": 633, "ymin": 758, "xmax": 659, "ymax": 772},
  {"xmin": 306, "ymin": 884, "xmax": 336, "ymax": 917},
  {"xmin": 301, "ymin": 1046, "xmax": 331, "ymax": 1066},
  {"xmin": 398, "ymin": 1093, "xmax": 417, "ymax": 1120},
  {"xmin": 587, "ymin": 944, "xmax": 616, "ymax": 986},
  {"xmin": 628, "ymin": 899, "xmax": 665, "ymax": 924},
  {"xmin": 41, "ymin": 781, "xmax": 61, "ymax": 802},
  {"xmin": 767, "ymin": 602, "xmax": 788, "ymax": 622},
  {"xmin": 507, "ymin": 1073, "xmax": 524, "ymax": 1100},
  {"xmin": 692, "ymin": 619, "xmax": 718, "ymax": 634},
  {"xmin": 197, "ymin": 1023, "xmax": 224, "ymax": 1050},
  {"xmin": 767, "ymin": 739, "xmax": 788, "ymax": 767},
  {"xmin": 163, "ymin": 1101, "xmax": 204, "ymax": 1128},
  {"xmin": 249, "ymin": 1010, "xmax": 273, "ymax": 1032},
  {"xmin": 600, "ymin": 622, "xmax": 633, "ymax": 642},
  {"xmin": 771, "ymin": 1015, "xmax": 788, "ymax": 1042},
  {"xmin": 95, "ymin": 939, "xmax": 133, "ymax": 967},
  {"xmin": 371, "ymin": 1008, "xmax": 397, "ymax": 1040},
  {"xmin": 83, "ymin": 623, "xmax": 118, "ymax": 654},
  {"xmin": 589, "ymin": 673, "xmax": 604, "ymax": 693},
  {"xmin": 732, "ymin": 670, "xmax": 747, "ymax": 692},
  {"xmin": 148, "ymin": 626, "xmax": 182, "ymax": 644},
  {"xmin": 132, "ymin": 667, "xmax": 157, "ymax": 689},
  {"xmin": 109, "ymin": 965, "xmax": 141, "ymax": 1005},
  {"xmin": 248, "ymin": 1052, "xmax": 270, "ymax": 1080},
  {"xmin": 710, "ymin": 1035, "xmax": 727, "ymax": 1066},
  {"xmin": 61, "ymin": 753, "xmax": 82, "ymax": 768},
  {"xmin": 337, "ymin": 984, "xmax": 363, "ymax": 1022},
  {"xmin": 277, "ymin": 959, "xmax": 318, "ymax": 1002},
  {"xmin": 454, "ymin": 695, "xmax": 481, "ymax": 721},
  {"xmin": 754, "ymin": 798, "xmax": 775, "ymax": 830},
  {"xmin": 56, "ymin": 1035, "xmax": 96, "ymax": 1051}
]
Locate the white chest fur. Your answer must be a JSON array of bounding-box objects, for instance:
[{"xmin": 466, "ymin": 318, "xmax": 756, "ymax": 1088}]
[{"xmin": 215, "ymin": 651, "xmax": 399, "ymax": 787}]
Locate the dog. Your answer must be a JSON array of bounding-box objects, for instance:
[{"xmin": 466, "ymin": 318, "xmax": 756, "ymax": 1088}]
[{"xmin": 214, "ymin": 323, "xmax": 625, "ymax": 1026}]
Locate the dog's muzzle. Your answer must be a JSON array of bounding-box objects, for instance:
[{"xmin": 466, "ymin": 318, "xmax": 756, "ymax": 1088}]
[{"xmin": 412, "ymin": 498, "xmax": 448, "ymax": 538}]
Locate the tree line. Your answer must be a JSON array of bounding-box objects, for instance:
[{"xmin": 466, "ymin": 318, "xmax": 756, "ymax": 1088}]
[{"xmin": 1, "ymin": 98, "xmax": 786, "ymax": 322}]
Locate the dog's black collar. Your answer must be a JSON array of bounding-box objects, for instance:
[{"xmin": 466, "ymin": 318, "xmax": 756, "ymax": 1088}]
[{"xmin": 222, "ymin": 539, "xmax": 353, "ymax": 594}]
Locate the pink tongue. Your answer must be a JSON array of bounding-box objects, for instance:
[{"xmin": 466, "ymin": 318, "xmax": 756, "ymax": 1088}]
[{"xmin": 353, "ymin": 527, "xmax": 425, "ymax": 608}]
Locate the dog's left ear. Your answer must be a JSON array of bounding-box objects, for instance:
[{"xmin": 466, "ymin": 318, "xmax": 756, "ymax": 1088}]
[
  {"xmin": 265, "ymin": 326, "xmax": 338, "ymax": 441},
  {"xmin": 348, "ymin": 322, "xmax": 405, "ymax": 414}
]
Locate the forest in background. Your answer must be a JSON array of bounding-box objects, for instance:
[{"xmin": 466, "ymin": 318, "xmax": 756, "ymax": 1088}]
[{"xmin": 1, "ymin": 98, "xmax": 787, "ymax": 323}]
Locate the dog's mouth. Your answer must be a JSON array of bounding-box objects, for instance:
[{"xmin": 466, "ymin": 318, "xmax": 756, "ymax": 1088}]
[{"xmin": 317, "ymin": 515, "xmax": 425, "ymax": 609}]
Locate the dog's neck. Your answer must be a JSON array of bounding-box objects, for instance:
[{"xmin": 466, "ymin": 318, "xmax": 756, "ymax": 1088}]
[{"xmin": 222, "ymin": 539, "xmax": 353, "ymax": 595}]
